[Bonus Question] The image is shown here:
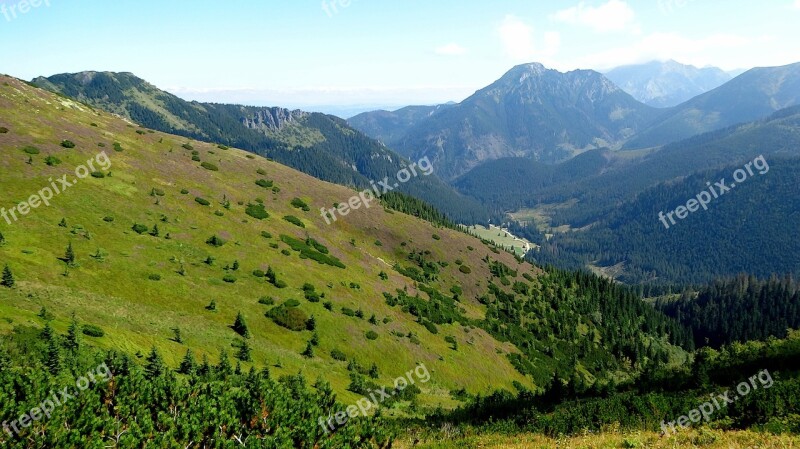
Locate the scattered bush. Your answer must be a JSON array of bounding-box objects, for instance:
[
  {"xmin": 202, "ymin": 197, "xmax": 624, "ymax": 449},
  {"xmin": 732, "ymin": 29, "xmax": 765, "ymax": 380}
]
[
  {"xmin": 113, "ymin": 142, "xmax": 123, "ymax": 152},
  {"xmin": 132, "ymin": 224, "xmax": 149, "ymax": 234},
  {"xmin": 206, "ymin": 235, "xmax": 226, "ymax": 247},
  {"xmin": 252, "ymin": 269, "xmax": 266, "ymax": 278},
  {"xmin": 60, "ymin": 140, "xmax": 76, "ymax": 148},
  {"xmin": 90, "ymin": 171, "xmax": 105, "ymax": 178},
  {"xmin": 246, "ymin": 203, "xmax": 269, "ymax": 220},
  {"xmin": 182, "ymin": 143, "xmax": 194, "ymax": 151},
  {"xmin": 191, "ymin": 155, "xmax": 201, "ymax": 162},
  {"xmin": 331, "ymin": 349, "xmax": 347, "ymax": 361},
  {"xmin": 258, "ymin": 296, "xmax": 275, "ymax": 305},
  {"xmin": 222, "ymin": 274, "xmax": 236, "ymax": 283},
  {"xmin": 195, "ymin": 197, "xmax": 211, "ymax": 206},
  {"xmin": 256, "ymin": 168, "xmax": 267, "ymax": 175},
  {"xmin": 365, "ymin": 330, "xmax": 379, "ymax": 340},
  {"xmin": 282, "ymin": 215, "xmax": 305, "ymax": 228},
  {"xmin": 82, "ymin": 324, "xmax": 105, "ymax": 337},
  {"xmin": 22, "ymin": 145, "xmax": 40, "ymax": 155},
  {"xmin": 148, "ymin": 274, "xmax": 162, "ymax": 281},
  {"xmin": 432, "ymin": 234, "xmax": 441, "ymax": 240},
  {"xmin": 459, "ymin": 265, "xmax": 472, "ymax": 274},
  {"xmin": 200, "ymin": 162, "xmax": 219, "ymax": 171},
  {"xmin": 267, "ymin": 305, "xmax": 308, "ymax": 331},
  {"xmin": 290, "ymin": 198, "xmax": 310, "ymax": 212},
  {"xmin": 103, "ymin": 216, "xmax": 114, "ymax": 222},
  {"xmin": 274, "ymin": 279, "xmax": 288, "ymax": 288},
  {"xmin": 136, "ymin": 129, "xmax": 146, "ymax": 135},
  {"xmin": 255, "ymin": 179, "xmax": 274, "ymax": 188},
  {"xmin": 44, "ymin": 156, "xmax": 61, "ymax": 166},
  {"xmin": 0, "ymin": 127, "xmax": 8, "ymax": 133},
  {"xmin": 341, "ymin": 307, "xmax": 356, "ymax": 317},
  {"xmin": 260, "ymin": 231, "xmax": 272, "ymax": 239}
]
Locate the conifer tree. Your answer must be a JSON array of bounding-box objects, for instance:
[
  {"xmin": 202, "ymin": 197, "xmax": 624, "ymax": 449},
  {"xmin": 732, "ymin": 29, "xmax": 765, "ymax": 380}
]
[
  {"xmin": 1, "ymin": 264, "xmax": 14, "ymax": 288},
  {"xmin": 198, "ymin": 354, "xmax": 211, "ymax": 377},
  {"xmin": 46, "ymin": 338, "xmax": 61, "ymax": 375},
  {"xmin": 0, "ymin": 231, "xmax": 5, "ymax": 246},
  {"xmin": 301, "ymin": 341, "xmax": 314, "ymax": 358},
  {"xmin": 306, "ymin": 315, "xmax": 316, "ymax": 331},
  {"xmin": 217, "ymin": 350, "xmax": 232, "ymax": 376},
  {"xmin": 64, "ymin": 242, "xmax": 76, "ymax": 266},
  {"xmin": 178, "ymin": 349, "xmax": 196, "ymax": 375},
  {"xmin": 144, "ymin": 346, "xmax": 166, "ymax": 379},
  {"xmin": 237, "ymin": 339, "xmax": 252, "ymax": 362},
  {"xmin": 233, "ymin": 312, "xmax": 250, "ymax": 338},
  {"xmin": 150, "ymin": 224, "xmax": 160, "ymax": 237},
  {"xmin": 64, "ymin": 315, "xmax": 79, "ymax": 351}
]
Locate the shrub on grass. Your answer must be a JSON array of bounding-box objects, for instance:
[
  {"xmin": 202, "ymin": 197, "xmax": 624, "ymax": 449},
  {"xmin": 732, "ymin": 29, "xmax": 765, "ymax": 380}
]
[
  {"xmin": 282, "ymin": 215, "xmax": 305, "ymax": 228},
  {"xmin": 246, "ymin": 203, "xmax": 269, "ymax": 220},
  {"xmin": 200, "ymin": 162, "xmax": 219, "ymax": 171},
  {"xmin": 284, "ymin": 299, "xmax": 301, "ymax": 308},
  {"xmin": 258, "ymin": 296, "xmax": 275, "ymax": 305},
  {"xmin": 222, "ymin": 274, "xmax": 236, "ymax": 283},
  {"xmin": 191, "ymin": 155, "xmax": 201, "ymax": 162},
  {"xmin": 252, "ymin": 269, "xmax": 266, "ymax": 278},
  {"xmin": 365, "ymin": 330, "xmax": 379, "ymax": 341},
  {"xmin": 103, "ymin": 216, "xmax": 114, "ymax": 222},
  {"xmin": 44, "ymin": 156, "xmax": 61, "ymax": 166},
  {"xmin": 256, "ymin": 168, "xmax": 267, "ymax": 175},
  {"xmin": 148, "ymin": 274, "xmax": 162, "ymax": 281},
  {"xmin": 22, "ymin": 145, "xmax": 40, "ymax": 155},
  {"xmin": 132, "ymin": 224, "xmax": 149, "ymax": 234},
  {"xmin": 290, "ymin": 198, "xmax": 310, "ymax": 211},
  {"xmin": 341, "ymin": 307, "xmax": 356, "ymax": 317},
  {"xmin": 0, "ymin": 126, "xmax": 8, "ymax": 133},
  {"xmin": 113, "ymin": 142, "xmax": 123, "ymax": 152},
  {"xmin": 267, "ymin": 305, "xmax": 308, "ymax": 331},
  {"xmin": 331, "ymin": 349, "xmax": 347, "ymax": 361},
  {"xmin": 274, "ymin": 279, "xmax": 287, "ymax": 289},
  {"xmin": 182, "ymin": 143, "xmax": 194, "ymax": 151},
  {"xmin": 195, "ymin": 197, "xmax": 211, "ymax": 206},
  {"xmin": 60, "ymin": 140, "xmax": 76, "ymax": 148},
  {"xmin": 459, "ymin": 265, "xmax": 472, "ymax": 274},
  {"xmin": 260, "ymin": 231, "xmax": 272, "ymax": 239},
  {"xmin": 255, "ymin": 179, "xmax": 274, "ymax": 188},
  {"xmin": 82, "ymin": 324, "xmax": 105, "ymax": 337},
  {"xmin": 90, "ymin": 171, "xmax": 105, "ymax": 178},
  {"xmin": 206, "ymin": 235, "xmax": 226, "ymax": 247}
]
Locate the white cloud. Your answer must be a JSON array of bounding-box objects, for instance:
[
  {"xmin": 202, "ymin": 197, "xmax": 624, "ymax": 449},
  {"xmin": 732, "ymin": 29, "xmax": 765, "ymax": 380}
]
[
  {"xmin": 551, "ymin": 0, "xmax": 636, "ymax": 33},
  {"xmin": 498, "ymin": 15, "xmax": 561, "ymax": 63},
  {"xmin": 794, "ymin": 0, "xmax": 800, "ymax": 9},
  {"xmin": 435, "ymin": 43, "xmax": 467, "ymax": 56}
]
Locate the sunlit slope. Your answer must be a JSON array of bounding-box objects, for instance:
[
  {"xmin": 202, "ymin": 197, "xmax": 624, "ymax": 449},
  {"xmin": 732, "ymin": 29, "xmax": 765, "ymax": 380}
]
[{"xmin": 0, "ymin": 75, "xmax": 532, "ymax": 406}]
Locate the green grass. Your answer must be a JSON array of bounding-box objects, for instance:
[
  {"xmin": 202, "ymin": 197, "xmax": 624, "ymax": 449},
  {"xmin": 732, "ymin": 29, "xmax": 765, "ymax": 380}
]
[{"xmin": 0, "ymin": 74, "xmax": 537, "ymax": 411}]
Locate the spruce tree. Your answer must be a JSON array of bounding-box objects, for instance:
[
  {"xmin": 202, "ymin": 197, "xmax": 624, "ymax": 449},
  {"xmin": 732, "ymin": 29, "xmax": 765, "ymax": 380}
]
[
  {"xmin": 369, "ymin": 363, "xmax": 379, "ymax": 379},
  {"xmin": 306, "ymin": 315, "xmax": 316, "ymax": 331},
  {"xmin": 40, "ymin": 322, "xmax": 54, "ymax": 340},
  {"xmin": 0, "ymin": 231, "xmax": 5, "ymax": 245},
  {"xmin": 232, "ymin": 260, "xmax": 240, "ymax": 271},
  {"xmin": 266, "ymin": 266, "xmax": 276, "ymax": 284},
  {"xmin": 216, "ymin": 350, "xmax": 232, "ymax": 376},
  {"xmin": 198, "ymin": 354, "xmax": 211, "ymax": 377},
  {"xmin": 236, "ymin": 339, "xmax": 252, "ymax": 362},
  {"xmin": 46, "ymin": 338, "xmax": 61, "ymax": 375},
  {"xmin": 58, "ymin": 218, "xmax": 67, "ymax": 227},
  {"xmin": 1, "ymin": 264, "xmax": 14, "ymax": 288},
  {"xmin": 178, "ymin": 349, "xmax": 196, "ymax": 375},
  {"xmin": 301, "ymin": 341, "xmax": 314, "ymax": 358},
  {"xmin": 144, "ymin": 346, "xmax": 166, "ymax": 379},
  {"xmin": 232, "ymin": 312, "xmax": 250, "ymax": 338},
  {"xmin": 64, "ymin": 242, "xmax": 76, "ymax": 266},
  {"xmin": 64, "ymin": 315, "xmax": 79, "ymax": 351},
  {"xmin": 150, "ymin": 224, "xmax": 159, "ymax": 237}
]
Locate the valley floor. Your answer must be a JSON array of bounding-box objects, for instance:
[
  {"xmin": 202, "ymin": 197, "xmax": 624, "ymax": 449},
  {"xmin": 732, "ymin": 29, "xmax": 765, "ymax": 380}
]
[{"xmin": 395, "ymin": 429, "xmax": 800, "ymax": 448}]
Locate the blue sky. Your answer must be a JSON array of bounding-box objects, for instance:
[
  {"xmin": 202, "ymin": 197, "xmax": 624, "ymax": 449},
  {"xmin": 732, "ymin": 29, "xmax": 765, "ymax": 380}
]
[{"xmin": 1, "ymin": 0, "xmax": 798, "ymax": 115}]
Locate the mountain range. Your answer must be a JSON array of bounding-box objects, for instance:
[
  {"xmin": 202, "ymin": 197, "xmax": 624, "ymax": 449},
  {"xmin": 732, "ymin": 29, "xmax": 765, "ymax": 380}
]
[{"xmin": 604, "ymin": 60, "xmax": 731, "ymax": 108}]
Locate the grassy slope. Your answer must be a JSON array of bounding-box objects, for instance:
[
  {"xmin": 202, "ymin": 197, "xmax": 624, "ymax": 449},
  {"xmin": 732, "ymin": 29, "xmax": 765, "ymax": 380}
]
[{"xmin": 0, "ymin": 75, "xmax": 533, "ymax": 408}]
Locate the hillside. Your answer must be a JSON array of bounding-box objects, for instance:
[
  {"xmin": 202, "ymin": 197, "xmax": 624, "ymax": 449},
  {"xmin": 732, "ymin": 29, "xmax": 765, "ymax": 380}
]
[
  {"xmin": 0, "ymin": 74, "xmax": 690, "ymax": 413},
  {"xmin": 392, "ymin": 63, "xmax": 658, "ymax": 180},
  {"xmin": 605, "ymin": 60, "xmax": 731, "ymax": 108},
  {"xmin": 347, "ymin": 104, "xmax": 455, "ymax": 148},
  {"xmin": 31, "ymin": 72, "xmax": 490, "ymax": 224},
  {"xmin": 624, "ymin": 62, "xmax": 800, "ymax": 149}
]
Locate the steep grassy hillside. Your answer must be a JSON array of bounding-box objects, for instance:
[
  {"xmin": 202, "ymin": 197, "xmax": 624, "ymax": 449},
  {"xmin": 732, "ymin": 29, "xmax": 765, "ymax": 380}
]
[{"xmin": 0, "ymin": 76, "xmax": 689, "ymax": 415}]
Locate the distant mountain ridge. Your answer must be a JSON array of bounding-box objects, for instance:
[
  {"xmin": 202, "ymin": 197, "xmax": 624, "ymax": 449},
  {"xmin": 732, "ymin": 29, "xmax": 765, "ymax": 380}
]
[
  {"xmin": 605, "ymin": 60, "xmax": 732, "ymax": 108},
  {"xmin": 389, "ymin": 63, "xmax": 658, "ymax": 180},
  {"xmin": 32, "ymin": 71, "xmax": 490, "ymax": 223},
  {"xmin": 624, "ymin": 62, "xmax": 800, "ymax": 149},
  {"xmin": 348, "ymin": 103, "xmax": 455, "ymax": 148}
]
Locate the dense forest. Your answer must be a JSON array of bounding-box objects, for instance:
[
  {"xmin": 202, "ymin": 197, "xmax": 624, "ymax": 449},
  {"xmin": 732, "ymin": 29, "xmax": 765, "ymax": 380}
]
[{"xmin": 657, "ymin": 275, "xmax": 800, "ymax": 348}]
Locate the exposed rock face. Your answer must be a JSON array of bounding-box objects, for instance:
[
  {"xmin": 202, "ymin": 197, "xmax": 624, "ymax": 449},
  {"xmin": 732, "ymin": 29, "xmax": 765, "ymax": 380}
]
[{"xmin": 240, "ymin": 107, "xmax": 308, "ymax": 132}]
